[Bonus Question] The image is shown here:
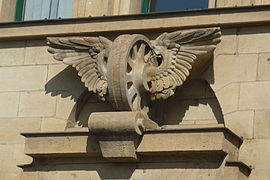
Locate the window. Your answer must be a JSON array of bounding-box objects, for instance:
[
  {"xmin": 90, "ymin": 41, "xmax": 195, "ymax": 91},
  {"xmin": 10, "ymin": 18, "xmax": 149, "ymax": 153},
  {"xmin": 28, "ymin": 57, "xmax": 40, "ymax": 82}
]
[
  {"xmin": 14, "ymin": 0, "xmax": 73, "ymax": 21},
  {"xmin": 142, "ymin": 0, "xmax": 209, "ymax": 13}
]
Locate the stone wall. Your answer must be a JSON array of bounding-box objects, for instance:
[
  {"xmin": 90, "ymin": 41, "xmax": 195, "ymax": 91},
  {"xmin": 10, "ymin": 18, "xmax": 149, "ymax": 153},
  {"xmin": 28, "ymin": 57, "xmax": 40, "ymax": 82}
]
[
  {"xmin": 207, "ymin": 26, "xmax": 270, "ymax": 179},
  {"xmin": 1, "ymin": 8, "xmax": 270, "ymax": 179}
]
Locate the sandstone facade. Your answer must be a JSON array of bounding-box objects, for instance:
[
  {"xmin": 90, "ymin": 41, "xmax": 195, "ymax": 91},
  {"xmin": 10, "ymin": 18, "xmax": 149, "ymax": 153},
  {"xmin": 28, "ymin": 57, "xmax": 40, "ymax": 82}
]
[{"xmin": 0, "ymin": 1, "xmax": 269, "ymax": 180}]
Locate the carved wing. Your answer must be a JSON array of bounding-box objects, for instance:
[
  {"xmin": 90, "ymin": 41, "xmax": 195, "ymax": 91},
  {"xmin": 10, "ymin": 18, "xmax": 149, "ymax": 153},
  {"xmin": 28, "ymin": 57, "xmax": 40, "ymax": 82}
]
[
  {"xmin": 47, "ymin": 36, "xmax": 112, "ymax": 101},
  {"xmin": 150, "ymin": 28, "xmax": 221, "ymax": 100}
]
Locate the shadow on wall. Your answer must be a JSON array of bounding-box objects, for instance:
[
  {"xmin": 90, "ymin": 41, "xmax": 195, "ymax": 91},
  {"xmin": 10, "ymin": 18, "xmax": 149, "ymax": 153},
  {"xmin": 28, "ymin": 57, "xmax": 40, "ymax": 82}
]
[
  {"xmin": 22, "ymin": 153, "xmax": 225, "ymax": 179},
  {"xmin": 45, "ymin": 66, "xmax": 113, "ymax": 128},
  {"xmin": 149, "ymin": 59, "xmax": 224, "ymax": 127}
]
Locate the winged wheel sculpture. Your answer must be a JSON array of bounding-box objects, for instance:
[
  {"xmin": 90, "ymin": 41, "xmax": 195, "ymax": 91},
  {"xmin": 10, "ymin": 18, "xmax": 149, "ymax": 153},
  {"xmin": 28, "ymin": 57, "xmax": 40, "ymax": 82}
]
[{"xmin": 47, "ymin": 28, "xmax": 221, "ymax": 113}]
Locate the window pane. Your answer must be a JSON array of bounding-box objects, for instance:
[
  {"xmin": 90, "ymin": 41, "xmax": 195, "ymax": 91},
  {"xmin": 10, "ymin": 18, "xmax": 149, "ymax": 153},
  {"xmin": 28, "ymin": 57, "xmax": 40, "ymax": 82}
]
[
  {"xmin": 50, "ymin": 0, "xmax": 59, "ymax": 19},
  {"xmin": 152, "ymin": 0, "xmax": 209, "ymax": 12},
  {"xmin": 57, "ymin": 0, "xmax": 73, "ymax": 19},
  {"xmin": 23, "ymin": 0, "xmax": 73, "ymax": 21},
  {"xmin": 24, "ymin": 0, "xmax": 34, "ymax": 20}
]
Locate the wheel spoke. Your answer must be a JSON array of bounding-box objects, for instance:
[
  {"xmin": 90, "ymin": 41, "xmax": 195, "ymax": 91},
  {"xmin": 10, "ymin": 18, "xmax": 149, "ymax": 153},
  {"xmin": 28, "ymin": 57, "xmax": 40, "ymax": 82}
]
[
  {"xmin": 132, "ymin": 44, "xmax": 138, "ymax": 59},
  {"xmin": 144, "ymin": 50, "xmax": 151, "ymax": 62},
  {"xmin": 133, "ymin": 95, "xmax": 141, "ymax": 110},
  {"xmin": 138, "ymin": 43, "xmax": 146, "ymax": 58},
  {"xmin": 128, "ymin": 57, "xmax": 134, "ymax": 68},
  {"xmin": 128, "ymin": 85, "xmax": 137, "ymax": 98}
]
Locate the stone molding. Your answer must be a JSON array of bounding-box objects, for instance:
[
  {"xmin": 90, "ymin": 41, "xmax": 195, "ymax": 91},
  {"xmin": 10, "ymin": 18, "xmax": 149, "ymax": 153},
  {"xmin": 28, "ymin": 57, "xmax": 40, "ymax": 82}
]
[{"xmin": 0, "ymin": 5, "xmax": 270, "ymax": 41}]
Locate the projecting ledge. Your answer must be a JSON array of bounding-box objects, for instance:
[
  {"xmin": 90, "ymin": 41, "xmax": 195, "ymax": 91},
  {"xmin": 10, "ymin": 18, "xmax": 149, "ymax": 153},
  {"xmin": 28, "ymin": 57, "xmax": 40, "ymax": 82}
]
[{"xmin": 22, "ymin": 126, "xmax": 242, "ymax": 161}]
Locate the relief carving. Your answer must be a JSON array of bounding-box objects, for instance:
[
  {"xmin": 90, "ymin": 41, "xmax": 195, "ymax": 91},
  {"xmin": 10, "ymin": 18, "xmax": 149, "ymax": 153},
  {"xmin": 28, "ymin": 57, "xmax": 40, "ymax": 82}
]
[
  {"xmin": 47, "ymin": 27, "xmax": 221, "ymax": 112},
  {"xmin": 47, "ymin": 28, "xmax": 221, "ymax": 159}
]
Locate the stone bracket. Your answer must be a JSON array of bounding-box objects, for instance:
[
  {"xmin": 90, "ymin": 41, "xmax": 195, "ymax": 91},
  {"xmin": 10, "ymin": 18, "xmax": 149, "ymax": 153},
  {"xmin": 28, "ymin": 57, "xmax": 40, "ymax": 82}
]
[{"xmin": 88, "ymin": 111, "xmax": 159, "ymax": 160}]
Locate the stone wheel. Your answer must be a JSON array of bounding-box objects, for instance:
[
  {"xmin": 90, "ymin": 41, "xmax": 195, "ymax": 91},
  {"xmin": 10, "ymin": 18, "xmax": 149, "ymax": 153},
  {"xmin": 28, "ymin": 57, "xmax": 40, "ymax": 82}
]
[{"xmin": 107, "ymin": 34, "xmax": 153, "ymax": 111}]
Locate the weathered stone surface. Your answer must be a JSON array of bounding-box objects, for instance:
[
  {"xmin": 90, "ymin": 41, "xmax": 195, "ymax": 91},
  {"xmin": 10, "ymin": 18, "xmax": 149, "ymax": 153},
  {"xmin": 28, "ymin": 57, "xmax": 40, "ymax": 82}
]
[
  {"xmin": 0, "ymin": 117, "xmax": 41, "ymax": 144},
  {"xmin": 205, "ymin": 54, "xmax": 258, "ymax": 91},
  {"xmin": 164, "ymin": 99, "xmax": 223, "ymax": 125},
  {"xmin": 174, "ymin": 80, "xmax": 206, "ymax": 100},
  {"xmin": 257, "ymin": 53, "xmax": 270, "ymax": 81},
  {"xmin": 214, "ymin": 28, "xmax": 237, "ymax": 56},
  {"xmin": 249, "ymin": 169, "xmax": 270, "ymax": 180},
  {"xmin": 22, "ymin": 128, "xmax": 241, "ymax": 166},
  {"xmin": 216, "ymin": 83, "xmax": 239, "ymax": 115},
  {"xmin": 89, "ymin": 112, "xmax": 158, "ymax": 160},
  {"xmin": 239, "ymin": 81, "xmax": 270, "ymax": 110},
  {"xmin": 13, "ymin": 144, "xmax": 32, "ymax": 165},
  {"xmin": 41, "ymin": 118, "xmax": 67, "ymax": 132},
  {"xmin": 254, "ymin": 110, "xmax": 270, "ymax": 139},
  {"xmin": 0, "ymin": 144, "xmax": 16, "ymax": 171},
  {"xmin": 216, "ymin": 0, "xmax": 241, "ymax": 7},
  {"xmin": 0, "ymin": 172, "xmax": 21, "ymax": 180},
  {"xmin": 0, "ymin": 41, "xmax": 25, "ymax": 66},
  {"xmin": 0, "ymin": 92, "xmax": 19, "ymax": 117},
  {"xmin": 240, "ymin": 139, "xmax": 270, "ymax": 168},
  {"xmin": 238, "ymin": 26, "xmax": 270, "ymax": 53},
  {"xmin": 24, "ymin": 40, "xmax": 57, "ymax": 65},
  {"xmin": 72, "ymin": 0, "xmax": 87, "ymax": 17},
  {"xmin": 262, "ymin": 0, "xmax": 270, "ymax": 4},
  {"xmin": 85, "ymin": 0, "xmax": 109, "ymax": 17},
  {"xmin": 241, "ymin": 0, "xmax": 261, "ymax": 6},
  {"xmin": 0, "ymin": 66, "xmax": 47, "ymax": 91},
  {"xmin": 47, "ymin": 64, "xmax": 85, "ymax": 98},
  {"xmin": 18, "ymin": 91, "xmax": 56, "ymax": 117},
  {"xmin": 55, "ymin": 95, "xmax": 76, "ymax": 120},
  {"xmin": 224, "ymin": 111, "xmax": 254, "ymax": 138}
]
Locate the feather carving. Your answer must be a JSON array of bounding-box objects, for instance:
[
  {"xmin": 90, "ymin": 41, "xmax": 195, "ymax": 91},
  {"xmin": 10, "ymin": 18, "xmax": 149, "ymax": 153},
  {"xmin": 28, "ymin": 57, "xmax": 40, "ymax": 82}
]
[
  {"xmin": 149, "ymin": 28, "xmax": 221, "ymax": 100},
  {"xmin": 47, "ymin": 36, "xmax": 112, "ymax": 101}
]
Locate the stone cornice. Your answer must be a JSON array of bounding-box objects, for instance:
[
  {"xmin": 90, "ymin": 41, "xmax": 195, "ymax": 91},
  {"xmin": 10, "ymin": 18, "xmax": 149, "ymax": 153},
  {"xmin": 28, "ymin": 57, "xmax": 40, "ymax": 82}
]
[{"xmin": 1, "ymin": 5, "xmax": 270, "ymax": 41}]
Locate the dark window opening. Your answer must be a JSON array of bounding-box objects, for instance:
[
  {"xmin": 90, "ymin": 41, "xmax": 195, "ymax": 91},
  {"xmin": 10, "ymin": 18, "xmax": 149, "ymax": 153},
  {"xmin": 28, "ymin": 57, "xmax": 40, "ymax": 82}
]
[{"xmin": 142, "ymin": 0, "xmax": 209, "ymax": 13}]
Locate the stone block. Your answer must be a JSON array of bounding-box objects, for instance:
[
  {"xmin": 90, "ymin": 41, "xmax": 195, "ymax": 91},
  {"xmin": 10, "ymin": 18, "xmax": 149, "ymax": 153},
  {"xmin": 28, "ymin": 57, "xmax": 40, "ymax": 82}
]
[
  {"xmin": 41, "ymin": 118, "xmax": 67, "ymax": 132},
  {"xmin": 20, "ymin": 172, "xmax": 37, "ymax": 180},
  {"xmin": 257, "ymin": 53, "xmax": 270, "ymax": 81},
  {"xmin": 239, "ymin": 81, "xmax": 270, "ymax": 110},
  {"xmin": 241, "ymin": 0, "xmax": 261, "ymax": 5},
  {"xmin": 85, "ymin": 0, "xmax": 109, "ymax": 17},
  {"xmin": 0, "ymin": 66, "xmax": 47, "ymax": 91},
  {"xmin": 254, "ymin": 110, "xmax": 270, "ymax": 139},
  {"xmin": 238, "ymin": 26, "xmax": 270, "ymax": 53},
  {"xmin": 0, "ymin": 117, "xmax": 41, "ymax": 144},
  {"xmin": 216, "ymin": 83, "xmax": 239, "ymax": 115},
  {"xmin": 240, "ymin": 139, "xmax": 270, "ymax": 168},
  {"xmin": 18, "ymin": 91, "xmax": 56, "ymax": 117},
  {"xmin": 24, "ymin": 40, "xmax": 57, "ymax": 65},
  {"xmin": 0, "ymin": 172, "xmax": 21, "ymax": 180},
  {"xmin": 206, "ymin": 54, "xmax": 258, "ymax": 91},
  {"xmin": 0, "ymin": 41, "xmax": 25, "ymax": 66},
  {"xmin": 262, "ymin": 0, "xmax": 270, "ymax": 4},
  {"xmin": 224, "ymin": 111, "xmax": 254, "ymax": 138},
  {"xmin": 216, "ymin": 0, "xmax": 241, "ymax": 7},
  {"xmin": 214, "ymin": 28, "xmax": 237, "ymax": 56},
  {"xmin": 72, "ymin": 0, "xmax": 86, "ymax": 17},
  {"xmin": 0, "ymin": 92, "xmax": 19, "ymax": 117},
  {"xmin": 0, "ymin": 145, "xmax": 15, "ymax": 171}
]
